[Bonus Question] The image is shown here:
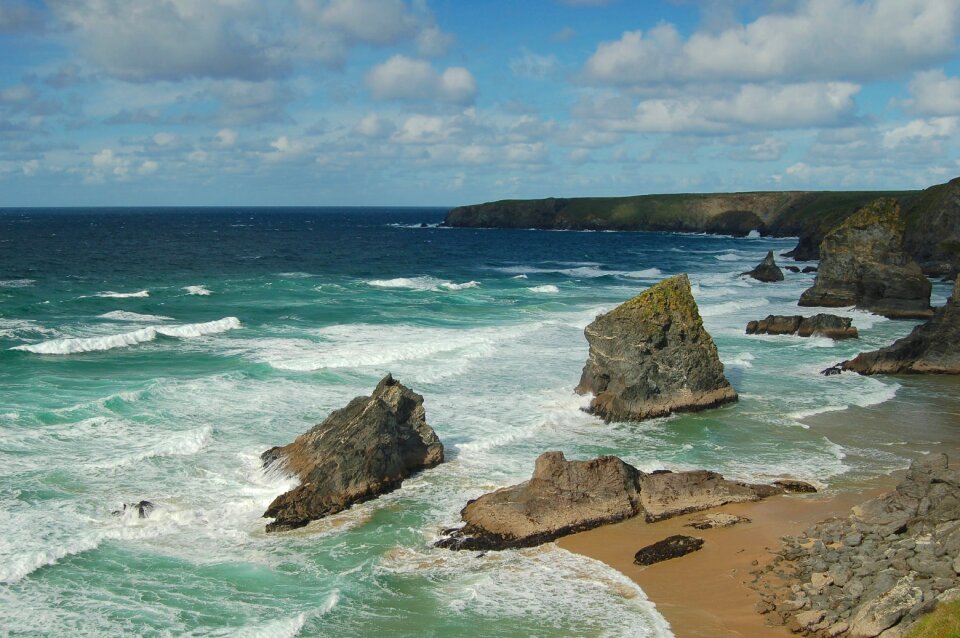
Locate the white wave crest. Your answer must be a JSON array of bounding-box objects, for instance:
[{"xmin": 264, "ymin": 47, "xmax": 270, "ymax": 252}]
[
  {"xmin": 722, "ymin": 352, "xmax": 755, "ymax": 368},
  {"xmin": 622, "ymin": 268, "xmax": 663, "ymax": 278},
  {"xmin": 99, "ymin": 311, "xmax": 173, "ymax": 322},
  {"xmin": 439, "ymin": 281, "xmax": 480, "ymax": 290},
  {"xmin": 528, "ymin": 285, "xmax": 559, "ymax": 293},
  {"xmin": 367, "ymin": 276, "xmax": 443, "ymax": 290},
  {"xmin": 96, "ymin": 290, "xmax": 150, "ymax": 298},
  {"xmin": 12, "ymin": 317, "xmax": 241, "ymax": 354},
  {"xmin": 184, "ymin": 285, "xmax": 212, "ymax": 296},
  {"xmin": 699, "ymin": 297, "xmax": 769, "ymax": 317},
  {"xmin": 0, "ymin": 279, "xmax": 35, "ymax": 288}
]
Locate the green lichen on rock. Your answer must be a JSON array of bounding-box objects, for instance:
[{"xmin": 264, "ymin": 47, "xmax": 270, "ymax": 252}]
[
  {"xmin": 576, "ymin": 273, "xmax": 737, "ymax": 421},
  {"xmin": 836, "ymin": 197, "xmax": 906, "ymax": 238}
]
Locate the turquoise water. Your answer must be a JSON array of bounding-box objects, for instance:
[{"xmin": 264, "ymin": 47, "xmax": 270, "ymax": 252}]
[{"xmin": 0, "ymin": 208, "xmax": 956, "ymax": 637}]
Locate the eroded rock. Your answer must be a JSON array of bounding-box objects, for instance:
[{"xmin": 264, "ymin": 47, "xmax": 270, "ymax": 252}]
[
  {"xmin": 743, "ymin": 250, "xmax": 785, "ymax": 282},
  {"xmin": 576, "ymin": 273, "xmax": 737, "ymax": 421},
  {"xmin": 799, "ymin": 199, "xmax": 933, "ymax": 319},
  {"xmin": 634, "ymin": 535, "xmax": 704, "ymax": 566},
  {"xmin": 261, "ymin": 374, "xmax": 444, "ymax": 532},
  {"xmin": 746, "ymin": 314, "xmax": 858, "ymax": 340}
]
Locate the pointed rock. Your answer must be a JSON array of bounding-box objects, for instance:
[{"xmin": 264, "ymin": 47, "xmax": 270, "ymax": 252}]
[
  {"xmin": 743, "ymin": 250, "xmax": 784, "ymax": 282},
  {"xmin": 843, "ymin": 276, "xmax": 960, "ymax": 374},
  {"xmin": 261, "ymin": 374, "xmax": 444, "ymax": 532},
  {"xmin": 576, "ymin": 274, "xmax": 737, "ymax": 421},
  {"xmin": 799, "ymin": 199, "xmax": 933, "ymax": 319}
]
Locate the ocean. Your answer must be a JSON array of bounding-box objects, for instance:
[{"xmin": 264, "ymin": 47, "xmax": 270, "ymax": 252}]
[{"xmin": 1, "ymin": 207, "xmax": 957, "ymax": 637}]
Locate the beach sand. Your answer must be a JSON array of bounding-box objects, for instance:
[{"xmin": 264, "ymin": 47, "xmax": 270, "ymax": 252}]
[{"xmin": 558, "ymin": 483, "xmax": 894, "ymax": 638}]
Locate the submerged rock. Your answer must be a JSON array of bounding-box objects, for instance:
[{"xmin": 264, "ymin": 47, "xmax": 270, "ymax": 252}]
[
  {"xmin": 575, "ymin": 273, "xmax": 737, "ymax": 421},
  {"xmin": 634, "ymin": 535, "xmax": 704, "ymax": 566},
  {"xmin": 785, "ymin": 266, "xmax": 801, "ymax": 273},
  {"xmin": 746, "ymin": 314, "xmax": 858, "ymax": 340},
  {"xmin": 437, "ymin": 451, "xmax": 786, "ymax": 551},
  {"xmin": 843, "ymin": 276, "xmax": 960, "ymax": 374},
  {"xmin": 773, "ymin": 480, "xmax": 818, "ymax": 494},
  {"xmin": 112, "ymin": 500, "xmax": 154, "ymax": 519},
  {"xmin": 686, "ymin": 513, "xmax": 751, "ymax": 530},
  {"xmin": 798, "ymin": 199, "xmax": 933, "ymax": 319},
  {"xmin": 743, "ymin": 250, "xmax": 784, "ymax": 282},
  {"xmin": 261, "ymin": 374, "xmax": 444, "ymax": 532}
]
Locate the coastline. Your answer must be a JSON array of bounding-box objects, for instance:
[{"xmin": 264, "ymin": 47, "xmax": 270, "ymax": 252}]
[{"xmin": 558, "ymin": 480, "xmax": 895, "ymax": 638}]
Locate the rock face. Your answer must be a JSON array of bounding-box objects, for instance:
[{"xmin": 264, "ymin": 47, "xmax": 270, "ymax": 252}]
[
  {"xmin": 437, "ymin": 451, "xmax": 787, "ymax": 551},
  {"xmin": 576, "ymin": 274, "xmax": 737, "ymax": 421},
  {"xmin": 843, "ymin": 276, "xmax": 960, "ymax": 374},
  {"xmin": 799, "ymin": 199, "xmax": 933, "ymax": 319},
  {"xmin": 746, "ymin": 314, "xmax": 859, "ymax": 340},
  {"xmin": 751, "ymin": 454, "xmax": 960, "ymax": 637},
  {"xmin": 903, "ymin": 176, "xmax": 960, "ymax": 276},
  {"xmin": 634, "ymin": 535, "xmax": 704, "ymax": 566},
  {"xmin": 743, "ymin": 250, "xmax": 785, "ymax": 282},
  {"xmin": 261, "ymin": 374, "xmax": 444, "ymax": 532}
]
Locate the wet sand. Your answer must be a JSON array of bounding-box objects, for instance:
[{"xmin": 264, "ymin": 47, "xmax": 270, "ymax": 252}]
[{"xmin": 558, "ymin": 482, "xmax": 894, "ymax": 638}]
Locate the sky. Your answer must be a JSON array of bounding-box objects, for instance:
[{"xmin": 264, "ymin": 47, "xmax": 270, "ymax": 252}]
[{"xmin": 1, "ymin": 0, "xmax": 960, "ymax": 207}]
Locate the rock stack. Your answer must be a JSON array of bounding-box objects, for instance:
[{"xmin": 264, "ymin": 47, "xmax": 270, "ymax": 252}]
[
  {"xmin": 799, "ymin": 199, "xmax": 933, "ymax": 319},
  {"xmin": 261, "ymin": 374, "xmax": 444, "ymax": 532},
  {"xmin": 743, "ymin": 250, "xmax": 785, "ymax": 282},
  {"xmin": 576, "ymin": 274, "xmax": 737, "ymax": 421},
  {"xmin": 843, "ymin": 276, "xmax": 960, "ymax": 374}
]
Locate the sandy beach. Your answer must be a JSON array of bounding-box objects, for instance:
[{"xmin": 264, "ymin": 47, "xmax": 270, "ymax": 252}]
[{"xmin": 558, "ymin": 483, "xmax": 895, "ymax": 638}]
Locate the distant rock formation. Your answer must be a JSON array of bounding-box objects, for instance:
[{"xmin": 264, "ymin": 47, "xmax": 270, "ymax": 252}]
[
  {"xmin": 261, "ymin": 374, "xmax": 444, "ymax": 532},
  {"xmin": 436, "ymin": 451, "xmax": 788, "ymax": 551},
  {"xmin": 576, "ymin": 274, "xmax": 737, "ymax": 421},
  {"xmin": 746, "ymin": 314, "xmax": 858, "ymax": 340},
  {"xmin": 634, "ymin": 535, "xmax": 704, "ymax": 565},
  {"xmin": 743, "ymin": 250, "xmax": 784, "ymax": 282},
  {"xmin": 903, "ymin": 175, "xmax": 960, "ymax": 276},
  {"xmin": 842, "ymin": 276, "xmax": 960, "ymax": 374},
  {"xmin": 752, "ymin": 454, "xmax": 960, "ymax": 637},
  {"xmin": 799, "ymin": 199, "xmax": 933, "ymax": 319}
]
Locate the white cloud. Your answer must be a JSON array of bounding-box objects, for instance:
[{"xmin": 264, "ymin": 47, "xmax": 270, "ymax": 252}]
[
  {"xmin": 509, "ymin": 50, "xmax": 561, "ymax": 79},
  {"xmin": 366, "ymin": 55, "xmax": 477, "ymax": 104},
  {"xmin": 579, "ymin": 82, "xmax": 860, "ymax": 133},
  {"xmin": 139, "ymin": 160, "xmax": 159, "ymax": 175},
  {"xmin": 883, "ymin": 116, "xmax": 959, "ymax": 148},
  {"xmin": 88, "ymin": 148, "xmax": 130, "ymax": 182},
  {"xmin": 262, "ymin": 135, "xmax": 308, "ymax": 162},
  {"xmin": 583, "ymin": 0, "xmax": 960, "ymax": 86},
  {"xmin": 152, "ymin": 132, "xmax": 176, "ymax": 146},
  {"xmin": 416, "ymin": 24, "xmax": 455, "ymax": 57},
  {"xmin": 356, "ymin": 113, "xmax": 396, "ymax": 138},
  {"xmin": 22, "ymin": 159, "xmax": 40, "ymax": 176},
  {"xmin": 216, "ymin": 128, "xmax": 238, "ymax": 146},
  {"xmin": 310, "ymin": 0, "xmax": 418, "ymax": 45},
  {"xmin": 903, "ymin": 69, "xmax": 960, "ymax": 116}
]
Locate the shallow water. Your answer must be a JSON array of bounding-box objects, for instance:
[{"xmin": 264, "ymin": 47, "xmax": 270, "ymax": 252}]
[{"xmin": 0, "ymin": 208, "xmax": 955, "ymax": 636}]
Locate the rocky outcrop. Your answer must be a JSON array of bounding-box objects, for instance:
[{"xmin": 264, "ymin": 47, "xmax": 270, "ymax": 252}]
[
  {"xmin": 799, "ymin": 199, "xmax": 933, "ymax": 319},
  {"xmin": 903, "ymin": 176, "xmax": 960, "ymax": 276},
  {"xmin": 773, "ymin": 480, "xmax": 819, "ymax": 494},
  {"xmin": 842, "ymin": 276, "xmax": 960, "ymax": 374},
  {"xmin": 634, "ymin": 535, "xmax": 704, "ymax": 565},
  {"xmin": 743, "ymin": 250, "xmax": 785, "ymax": 282},
  {"xmin": 746, "ymin": 314, "xmax": 859, "ymax": 340},
  {"xmin": 751, "ymin": 454, "xmax": 960, "ymax": 637},
  {"xmin": 261, "ymin": 374, "xmax": 444, "ymax": 532},
  {"xmin": 686, "ymin": 513, "xmax": 751, "ymax": 529},
  {"xmin": 437, "ymin": 451, "xmax": 789, "ymax": 551},
  {"xmin": 576, "ymin": 274, "xmax": 737, "ymax": 421}
]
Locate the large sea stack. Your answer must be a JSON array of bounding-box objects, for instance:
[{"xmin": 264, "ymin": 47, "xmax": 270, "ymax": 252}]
[
  {"xmin": 576, "ymin": 273, "xmax": 737, "ymax": 421},
  {"xmin": 843, "ymin": 276, "xmax": 960, "ymax": 374},
  {"xmin": 436, "ymin": 451, "xmax": 784, "ymax": 551},
  {"xmin": 261, "ymin": 374, "xmax": 444, "ymax": 532},
  {"xmin": 798, "ymin": 199, "xmax": 933, "ymax": 319}
]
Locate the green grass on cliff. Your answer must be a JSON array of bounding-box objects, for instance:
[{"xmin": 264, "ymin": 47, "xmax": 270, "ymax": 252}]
[{"xmin": 907, "ymin": 599, "xmax": 960, "ymax": 638}]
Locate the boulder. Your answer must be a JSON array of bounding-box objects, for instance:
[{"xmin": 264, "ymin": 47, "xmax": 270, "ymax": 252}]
[
  {"xmin": 773, "ymin": 480, "xmax": 818, "ymax": 494},
  {"xmin": 746, "ymin": 314, "xmax": 858, "ymax": 339},
  {"xmin": 638, "ymin": 469, "xmax": 781, "ymax": 522},
  {"xmin": 799, "ymin": 199, "xmax": 933, "ymax": 319},
  {"xmin": 785, "ymin": 266, "xmax": 801, "ymax": 273},
  {"xmin": 802, "ymin": 266, "xmax": 819, "ymax": 273},
  {"xmin": 634, "ymin": 535, "xmax": 704, "ymax": 566},
  {"xmin": 435, "ymin": 452, "xmax": 643, "ymax": 550},
  {"xmin": 437, "ymin": 452, "xmax": 787, "ymax": 550},
  {"xmin": 743, "ymin": 250, "xmax": 785, "ymax": 282},
  {"xmin": 261, "ymin": 374, "xmax": 444, "ymax": 532},
  {"xmin": 843, "ymin": 276, "xmax": 960, "ymax": 374},
  {"xmin": 576, "ymin": 273, "xmax": 737, "ymax": 421},
  {"xmin": 112, "ymin": 500, "xmax": 154, "ymax": 519},
  {"xmin": 848, "ymin": 574, "xmax": 924, "ymax": 638},
  {"xmin": 686, "ymin": 512, "xmax": 751, "ymax": 529}
]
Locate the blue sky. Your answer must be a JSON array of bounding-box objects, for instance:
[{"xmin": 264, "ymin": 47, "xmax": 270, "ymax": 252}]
[{"xmin": 1, "ymin": 0, "xmax": 960, "ymax": 207}]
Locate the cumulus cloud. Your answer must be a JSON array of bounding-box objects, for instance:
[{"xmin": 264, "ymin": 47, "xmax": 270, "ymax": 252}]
[
  {"xmin": 216, "ymin": 128, "xmax": 238, "ymax": 146},
  {"xmin": 366, "ymin": 55, "xmax": 477, "ymax": 104},
  {"xmin": 510, "ymin": 50, "xmax": 561, "ymax": 79},
  {"xmin": 579, "ymin": 82, "xmax": 860, "ymax": 133},
  {"xmin": 583, "ymin": 0, "xmax": 960, "ymax": 86},
  {"xmin": 903, "ymin": 69, "xmax": 960, "ymax": 116},
  {"xmin": 883, "ymin": 116, "xmax": 959, "ymax": 148},
  {"xmin": 356, "ymin": 113, "xmax": 396, "ymax": 138}
]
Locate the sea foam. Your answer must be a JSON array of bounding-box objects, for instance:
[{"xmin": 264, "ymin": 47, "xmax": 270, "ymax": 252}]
[
  {"xmin": 184, "ymin": 285, "xmax": 213, "ymax": 296},
  {"xmin": 95, "ymin": 290, "xmax": 150, "ymax": 298},
  {"xmin": 12, "ymin": 317, "xmax": 241, "ymax": 354},
  {"xmin": 99, "ymin": 311, "xmax": 173, "ymax": 322}
]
